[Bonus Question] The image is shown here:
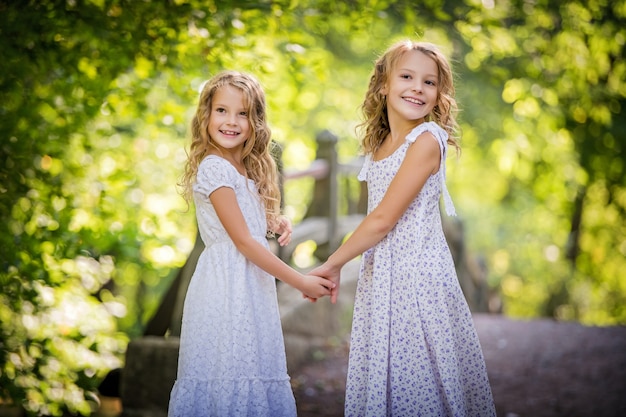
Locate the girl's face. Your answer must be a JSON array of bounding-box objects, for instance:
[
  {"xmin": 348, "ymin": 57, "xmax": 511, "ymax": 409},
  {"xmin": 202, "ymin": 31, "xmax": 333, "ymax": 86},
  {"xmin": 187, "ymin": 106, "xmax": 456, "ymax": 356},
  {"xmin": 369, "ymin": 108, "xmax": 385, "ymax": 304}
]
[
  {"xmin": 382, "ymin": 50, "xmax": 439, "ymax": 126},
  {"xmin": 208, "ymin": 85, "xmax": 251, "ymax": 153}
]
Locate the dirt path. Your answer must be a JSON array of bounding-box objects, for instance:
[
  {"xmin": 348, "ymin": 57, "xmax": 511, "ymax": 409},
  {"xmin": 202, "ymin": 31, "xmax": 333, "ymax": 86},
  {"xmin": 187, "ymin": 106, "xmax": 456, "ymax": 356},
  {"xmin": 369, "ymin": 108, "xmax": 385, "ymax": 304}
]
[{"xmin": 291, "ymin": 314, "xmax": 626, "ymax": 417}]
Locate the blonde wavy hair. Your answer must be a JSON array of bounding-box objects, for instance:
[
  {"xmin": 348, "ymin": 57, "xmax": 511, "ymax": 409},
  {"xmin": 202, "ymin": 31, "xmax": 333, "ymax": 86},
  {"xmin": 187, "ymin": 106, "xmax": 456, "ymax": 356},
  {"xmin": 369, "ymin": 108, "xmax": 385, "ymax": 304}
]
[
  {"xmin": 358, "ymin": 40, "xmax": 460, "ymax": 155},
  {"xmin": 179, "ymin": 71, "xmax": 281, "ymax": 227}
]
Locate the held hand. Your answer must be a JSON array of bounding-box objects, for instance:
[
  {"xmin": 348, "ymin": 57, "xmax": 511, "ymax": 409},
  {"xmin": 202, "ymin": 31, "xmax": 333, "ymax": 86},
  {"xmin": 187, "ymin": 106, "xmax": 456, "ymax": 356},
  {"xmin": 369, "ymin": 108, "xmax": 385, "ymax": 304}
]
[
  {"xmin": 298, "ymin": 274, "xmax": 335, "ymax": 300},
  {"xmin": 273, "ymin": 215, "xmax": 293, "ymax": 247},
  {"xmin": 302, "ymin": 293, "xmax": 318, "ymax": 303},
  {"xmin": 309, "ymin": 262, "xmax": 341, "ymax": 304}
]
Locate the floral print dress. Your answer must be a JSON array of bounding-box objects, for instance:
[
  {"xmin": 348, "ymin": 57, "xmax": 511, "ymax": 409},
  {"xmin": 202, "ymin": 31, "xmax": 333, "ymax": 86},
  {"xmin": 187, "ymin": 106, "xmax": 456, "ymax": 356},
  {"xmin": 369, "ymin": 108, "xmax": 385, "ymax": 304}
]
[{"xmin": 345, "ymin": 122, "xmax": 496, "ymax": 417}]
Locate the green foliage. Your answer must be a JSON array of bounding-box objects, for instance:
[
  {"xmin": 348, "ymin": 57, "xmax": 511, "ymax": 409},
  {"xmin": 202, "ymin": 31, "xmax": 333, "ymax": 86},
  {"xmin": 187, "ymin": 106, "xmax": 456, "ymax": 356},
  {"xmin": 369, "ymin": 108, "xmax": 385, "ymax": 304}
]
[
  {"xmin": 0, "ymin": 0, "xmax": 194, "ymax": 412},
  {"xmin": 452, "ymin": 0, "xmax": 626, "ymax": 323},
  {"xmin": 1, "ymin": 0, "xmax": 625, "ymax": 413}
]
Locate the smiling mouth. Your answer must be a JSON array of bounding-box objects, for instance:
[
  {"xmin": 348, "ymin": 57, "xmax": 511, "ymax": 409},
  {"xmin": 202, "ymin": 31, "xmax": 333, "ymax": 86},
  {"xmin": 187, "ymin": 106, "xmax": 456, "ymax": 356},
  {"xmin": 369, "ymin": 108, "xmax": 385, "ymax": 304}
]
[
  {"xmin": 403, "ymin": 97, "xmax": 425, "ymax": 105},
  {"xmin": 220, "ymin": 129, "xmax": 240, "ymax": 136}
]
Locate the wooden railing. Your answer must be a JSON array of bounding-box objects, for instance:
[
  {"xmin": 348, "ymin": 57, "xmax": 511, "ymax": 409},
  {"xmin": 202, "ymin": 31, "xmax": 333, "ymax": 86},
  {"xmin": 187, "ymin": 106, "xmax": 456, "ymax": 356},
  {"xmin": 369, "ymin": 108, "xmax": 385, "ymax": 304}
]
[{"xmin": 278, "ymin": 129, "xmax": 365, "ymax": 261}]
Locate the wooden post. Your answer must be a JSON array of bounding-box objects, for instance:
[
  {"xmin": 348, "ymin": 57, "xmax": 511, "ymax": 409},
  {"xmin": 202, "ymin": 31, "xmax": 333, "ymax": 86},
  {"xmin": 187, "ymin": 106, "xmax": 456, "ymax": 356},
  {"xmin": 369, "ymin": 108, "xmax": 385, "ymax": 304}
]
[
  {"xmin": 321, "ymin": 130, "xmax": 339, "ymax": 253},
  {"xmin": 304, "ymin": 130, "xmax": 339, "ymax": 258}
]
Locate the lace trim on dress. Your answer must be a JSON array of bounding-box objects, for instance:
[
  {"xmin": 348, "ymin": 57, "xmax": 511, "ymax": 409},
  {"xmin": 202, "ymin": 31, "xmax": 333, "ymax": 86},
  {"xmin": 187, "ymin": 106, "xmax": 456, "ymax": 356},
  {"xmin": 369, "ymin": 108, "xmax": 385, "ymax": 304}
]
[{"xmin": 178, "ymin": 376, "xmax": 291, "ymax": 383}]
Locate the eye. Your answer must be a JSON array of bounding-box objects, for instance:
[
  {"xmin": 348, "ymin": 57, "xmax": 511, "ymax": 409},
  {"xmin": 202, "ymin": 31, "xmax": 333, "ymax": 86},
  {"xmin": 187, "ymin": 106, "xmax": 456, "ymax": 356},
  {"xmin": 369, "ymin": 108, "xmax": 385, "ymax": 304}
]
[
  {"xmin": 426, "ymin": 80, "xmax": 437, "ymax": 86},
  {"xmin": 400, "ymin": 74, "xmax": 411, "ymax": 79},
  {"xmin": 239, "ymin": 111, "xmax": 248, "ymax": 116},
  {"xmin": 215, "ymin": 107, "xmax": 226, "ymax": 113}
]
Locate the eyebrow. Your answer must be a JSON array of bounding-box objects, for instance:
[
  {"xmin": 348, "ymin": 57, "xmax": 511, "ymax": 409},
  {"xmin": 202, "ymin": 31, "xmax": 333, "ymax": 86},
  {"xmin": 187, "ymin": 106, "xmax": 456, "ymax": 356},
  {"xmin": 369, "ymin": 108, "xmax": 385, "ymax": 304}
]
[
  {"xmin": 212, "ymin": 102, "xmax": 246, "ymax": 110},
  {"xmin": 398, "ymin": 67, "xmax": 438, "ymax": 78}
]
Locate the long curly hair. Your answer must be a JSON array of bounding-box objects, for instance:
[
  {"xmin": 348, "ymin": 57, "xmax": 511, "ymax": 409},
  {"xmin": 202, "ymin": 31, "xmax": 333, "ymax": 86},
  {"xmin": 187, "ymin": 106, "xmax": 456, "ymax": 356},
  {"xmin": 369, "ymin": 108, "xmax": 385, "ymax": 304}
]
[
  {"xmin": 358, "ymin": 40, "xmax": 460, "ymax": 155},
  {"xmin": 179, "ymin": 71, "xmax": 281, "ymax": 227}
]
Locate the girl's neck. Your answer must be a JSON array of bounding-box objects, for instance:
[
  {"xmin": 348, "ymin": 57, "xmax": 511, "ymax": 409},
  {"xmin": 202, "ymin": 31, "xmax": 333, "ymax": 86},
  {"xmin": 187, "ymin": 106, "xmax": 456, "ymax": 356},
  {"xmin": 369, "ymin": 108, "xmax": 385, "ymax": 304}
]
[
  {"xmin": 374, "ymin": 118, "xmax": 426, "ymax": 161},
  {"xmin": 208, "ymin": 148, "xmax": 246, "ymax": 176},
  {"xmin": 388, "ymin": 117, "xmax": 426, "ymax": 144}
]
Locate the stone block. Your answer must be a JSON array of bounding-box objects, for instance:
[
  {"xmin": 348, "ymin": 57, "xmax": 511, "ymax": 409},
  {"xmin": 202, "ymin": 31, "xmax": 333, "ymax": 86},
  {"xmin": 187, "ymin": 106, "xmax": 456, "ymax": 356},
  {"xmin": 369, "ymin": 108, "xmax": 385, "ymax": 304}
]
[{"xmin": 120, "ymin": 336, "xmax": 179, "ymax": 417}]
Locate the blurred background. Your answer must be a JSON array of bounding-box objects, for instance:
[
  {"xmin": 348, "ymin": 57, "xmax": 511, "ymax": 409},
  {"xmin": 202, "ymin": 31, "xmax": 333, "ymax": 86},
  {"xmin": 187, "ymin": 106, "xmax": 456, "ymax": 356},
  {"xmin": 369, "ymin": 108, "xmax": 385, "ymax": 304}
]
[{"xmin": 1, "ymin": 0, "xmax": 624, "ymax": 415}]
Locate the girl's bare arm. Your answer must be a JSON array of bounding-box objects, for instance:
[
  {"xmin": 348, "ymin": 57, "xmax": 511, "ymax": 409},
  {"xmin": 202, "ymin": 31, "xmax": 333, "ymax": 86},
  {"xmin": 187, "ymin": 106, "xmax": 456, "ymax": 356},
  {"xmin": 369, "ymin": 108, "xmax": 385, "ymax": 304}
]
[
  {"xmin": 311, "ymin": 131, "xmax": 441, "ymax": 303},
  {"xmin": 210, "ymin": 187, "xmax": 334, "ymax": 299}
]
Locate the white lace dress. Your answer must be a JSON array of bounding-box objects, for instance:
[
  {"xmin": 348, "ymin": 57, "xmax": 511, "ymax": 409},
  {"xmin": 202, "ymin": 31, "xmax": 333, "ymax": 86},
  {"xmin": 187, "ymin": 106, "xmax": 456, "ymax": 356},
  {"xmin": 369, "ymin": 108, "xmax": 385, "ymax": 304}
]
[
  {"xmin": 168, "ymin": 156, "xmax": 297, "ymax": 417},
  {"xmin": 345, "ymin": 122, "xmax": 496, "ymax": 417}
]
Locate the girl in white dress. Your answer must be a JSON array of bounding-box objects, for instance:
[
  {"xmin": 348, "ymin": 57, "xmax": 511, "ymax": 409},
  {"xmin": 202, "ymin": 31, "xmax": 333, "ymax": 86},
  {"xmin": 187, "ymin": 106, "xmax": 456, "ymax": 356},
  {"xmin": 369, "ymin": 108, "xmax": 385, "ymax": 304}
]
[
  {"xmin": 168, "ymin": 71, "xmax": 335, "ymax": 417},
  {"xmin": 310, "ymin": 41, "xmax": 497, "ymax": 416}
]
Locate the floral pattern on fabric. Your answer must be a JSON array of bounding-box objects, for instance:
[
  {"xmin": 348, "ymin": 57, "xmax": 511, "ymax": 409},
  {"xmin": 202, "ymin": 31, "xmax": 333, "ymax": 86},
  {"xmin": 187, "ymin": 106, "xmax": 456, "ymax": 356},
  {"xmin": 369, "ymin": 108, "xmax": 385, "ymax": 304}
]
[{"xmin": 346, "ymin": 122, "xmax": 496, "ymax": 417}]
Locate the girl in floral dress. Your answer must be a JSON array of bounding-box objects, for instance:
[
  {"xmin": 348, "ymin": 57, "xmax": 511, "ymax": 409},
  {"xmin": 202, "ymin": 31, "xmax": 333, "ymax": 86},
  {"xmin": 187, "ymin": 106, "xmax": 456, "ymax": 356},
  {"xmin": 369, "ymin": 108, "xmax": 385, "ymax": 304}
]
[
  {"xmin": 310, "ymin": 41, "xmax": 497, "ymax": 416},
  {"xmin": 168, "ymin": 71, "xmax": 335, "ymax": 416}
]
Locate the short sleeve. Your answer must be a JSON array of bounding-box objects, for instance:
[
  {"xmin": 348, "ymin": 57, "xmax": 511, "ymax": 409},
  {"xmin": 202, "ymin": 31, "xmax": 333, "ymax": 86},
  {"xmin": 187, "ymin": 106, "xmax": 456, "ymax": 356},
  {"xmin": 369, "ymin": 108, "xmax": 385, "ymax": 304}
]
[
  {"xmin": 193, "ymin": 156, "xmax": 239, "ymax": 199},
  {"xmin": 405, "ymin": 121, "xmax": 445, "ymax": 145},
  {"xmin": 406, "ymin": 122, "xmax": 457, "ymax": 216},
  {"xmin": 357, "ymin": 154, "xmax": 371, "ymax": 182}
]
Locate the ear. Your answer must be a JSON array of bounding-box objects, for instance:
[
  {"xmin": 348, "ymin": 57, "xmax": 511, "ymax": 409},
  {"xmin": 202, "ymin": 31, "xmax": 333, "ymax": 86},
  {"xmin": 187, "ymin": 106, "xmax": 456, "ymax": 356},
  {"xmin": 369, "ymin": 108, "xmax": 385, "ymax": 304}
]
[{"xmin": 380, "ymin": 83, "xmax": 388, "ymax": 96}]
